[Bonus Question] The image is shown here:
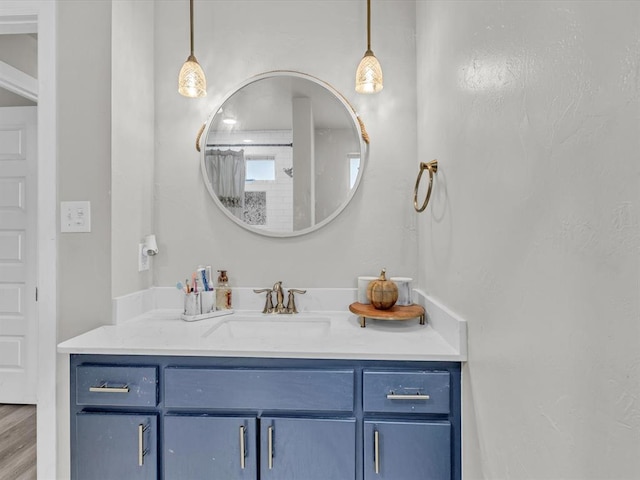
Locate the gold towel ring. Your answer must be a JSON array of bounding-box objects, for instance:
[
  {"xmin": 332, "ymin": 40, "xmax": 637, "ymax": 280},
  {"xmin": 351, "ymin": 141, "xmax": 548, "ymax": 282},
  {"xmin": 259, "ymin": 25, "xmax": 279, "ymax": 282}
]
[{"xmin": 413, "ymin": 160, "xmax": 438, "ymax": 213}]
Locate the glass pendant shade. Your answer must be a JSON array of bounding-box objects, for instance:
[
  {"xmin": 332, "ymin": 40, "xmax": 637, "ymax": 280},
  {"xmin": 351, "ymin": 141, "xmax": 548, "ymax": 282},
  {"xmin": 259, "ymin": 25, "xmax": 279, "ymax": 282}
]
[
  {"xmin": 178, "ymin": 0, "xmax": 207, "ymax": 98},
  {"xmin": 355, "ymin": 0, "xmax": 383, "ymax": 94},
  {"xmin": 355, "ymin": 50, "xmax": 383, "ymax": 94},
  {"xmin": 178, "ymin": 54, "xmax": 207, "ymax": 98}
]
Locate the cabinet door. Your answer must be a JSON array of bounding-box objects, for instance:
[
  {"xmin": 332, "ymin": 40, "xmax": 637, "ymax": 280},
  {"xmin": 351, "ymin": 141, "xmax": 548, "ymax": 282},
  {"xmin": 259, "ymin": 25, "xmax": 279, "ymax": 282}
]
[
  {"xmin": 364, "ymin": 420, "xmax": 451, "ymax": 480},
  {"xmin": 164, "ymin": 415, "xmax": 256, "ymax": 480},
  {"xmin": 261, "ymin": 417, "xmax": 356, "ymax": 480},
  {"xmin": 75, "ymin": 413, "xmax": 157, "ymax": 480}
]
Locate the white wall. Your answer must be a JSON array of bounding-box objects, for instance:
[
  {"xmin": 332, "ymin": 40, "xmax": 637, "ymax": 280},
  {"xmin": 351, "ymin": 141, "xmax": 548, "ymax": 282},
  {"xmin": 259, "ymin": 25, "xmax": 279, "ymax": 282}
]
[
  {"xmin": 55, "ymin": 1, "xmax": 640, "ymax": 477},
  {"xmin": 54, "ymin": 1, "xmax": 417, "ymax": 475},
  {"xmin": 0, "ymin": 33, "xmax": 37, "ymax": 77},
  {"xmin": 153, "ymin": 0, "xmax": 419, "ymax": 289},
  {"xmin": 57, "ymin": 0, "xmax": 112, "ymax": 341},
  {"xmin": 111, "ymin": 0, "xmax": 155, "ymax": 297},
  {"xmin": 57, "ymin": 1, "xmax": 113, "ymax": 477},
  {"xmin": 416, "ymin": 1, "xmax": 640, "ymax": 477},
  {"xmin": 315, "ymin": 128, "xmax": 359, "ymax": 223},
  {"xmin": 0, "ymin": 34, "xmax": 37, "ymax": 107}
]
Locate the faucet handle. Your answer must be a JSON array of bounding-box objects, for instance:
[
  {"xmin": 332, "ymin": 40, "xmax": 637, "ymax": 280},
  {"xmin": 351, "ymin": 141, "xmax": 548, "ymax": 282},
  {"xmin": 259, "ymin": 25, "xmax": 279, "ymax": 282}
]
[
  {"xmin": 253, "ymin": 288, "xmax": 274, "ymax": 314},
  {"xmin": 285, "ymin": 289, "xmax": 307, "ymax": 314}
]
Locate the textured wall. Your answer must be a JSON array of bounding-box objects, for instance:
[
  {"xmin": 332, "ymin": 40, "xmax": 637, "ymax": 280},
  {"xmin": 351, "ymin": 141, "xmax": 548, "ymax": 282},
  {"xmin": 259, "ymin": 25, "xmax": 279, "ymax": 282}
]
[
  {"xmin": 57, "ymin": 1, "xmax": 113, "ymax": 476},
  {"xmin": 57, "ymin": 0, "xmax": 112, "ymax": 342},
  {"xmin": 55, "ymin": 1, "xmax": 417, "ymax": 475},
  {"xmin": 153, "ymin": 0, "xmax": 419, "ymax": 289},
  {"xmin": 416, "ymin": 1, "xmax": 640, "ymax": 477},
  {"xmin": 111, "ymin": 0, "xmax": 155, "ymax": 297},
  {"xmin": 56, "ymin": 1, "xmax": 640, "ymax": 477}
]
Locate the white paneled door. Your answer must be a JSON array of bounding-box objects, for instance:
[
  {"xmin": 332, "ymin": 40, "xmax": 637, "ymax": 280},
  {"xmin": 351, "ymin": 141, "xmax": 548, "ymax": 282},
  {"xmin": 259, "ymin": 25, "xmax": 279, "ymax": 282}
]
[{"xmin": 0, "ymin": 106, "xmax": 37, "ymax": 404}]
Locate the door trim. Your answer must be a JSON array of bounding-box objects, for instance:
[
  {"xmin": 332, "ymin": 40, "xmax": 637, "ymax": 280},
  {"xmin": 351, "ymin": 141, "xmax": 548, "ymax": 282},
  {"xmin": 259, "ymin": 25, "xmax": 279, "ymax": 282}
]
[
  {"xmin": 0, "ymin": 59, "xmax": 38, "ymax": 101},
  {"xmin": 36, "ymin": 4, "xmax": 57, "ymax": 478},
  {"xmin": 0, "ymin": 2, "xmax": 58, "ymax": 478}
]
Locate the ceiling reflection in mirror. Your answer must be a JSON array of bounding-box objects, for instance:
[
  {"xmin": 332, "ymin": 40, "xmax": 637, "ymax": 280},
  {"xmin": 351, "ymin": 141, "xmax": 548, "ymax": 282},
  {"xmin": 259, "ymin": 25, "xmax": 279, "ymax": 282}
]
[{"xmin": 201, "ymin": 71, "xmax": 367, "ymax": 237}]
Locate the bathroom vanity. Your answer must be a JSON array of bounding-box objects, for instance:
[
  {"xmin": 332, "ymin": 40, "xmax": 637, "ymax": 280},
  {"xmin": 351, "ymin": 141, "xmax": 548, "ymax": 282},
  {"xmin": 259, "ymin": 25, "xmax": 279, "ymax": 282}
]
[
  {"xmin": 70, "ymin": 354, "xmax": 460, "ymax": 480},
  {"xmin": 59, "ymin": 292, "xmax": 466, "ymax": 480}
]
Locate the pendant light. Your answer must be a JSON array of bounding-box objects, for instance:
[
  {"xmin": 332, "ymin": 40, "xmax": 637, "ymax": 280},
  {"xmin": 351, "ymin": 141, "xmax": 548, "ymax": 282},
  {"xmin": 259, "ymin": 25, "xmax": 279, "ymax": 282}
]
[
  {"xmin": 355, "ymin": 0, "xmax": 383, "ymax": 94},
  {"xmin": 178, "ymin": 0, "xmax": 207, "ymax": 98}
]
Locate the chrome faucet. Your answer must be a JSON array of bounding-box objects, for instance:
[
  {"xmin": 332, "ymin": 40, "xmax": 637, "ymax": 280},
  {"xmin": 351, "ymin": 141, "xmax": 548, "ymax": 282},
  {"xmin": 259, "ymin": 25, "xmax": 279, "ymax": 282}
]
[{"xmin": 253, "ymin": 282, "xmax": 306, "ymax": 314}]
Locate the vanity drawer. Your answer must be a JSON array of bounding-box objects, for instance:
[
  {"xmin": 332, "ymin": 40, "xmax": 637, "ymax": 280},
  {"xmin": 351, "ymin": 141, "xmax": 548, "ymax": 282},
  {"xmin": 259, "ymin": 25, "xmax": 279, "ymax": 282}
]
[
  {"xmin": 76, "ymin": 365, "xmax": 158, "ymax": 407},
  {"xmin": 363, "ymin": 370, "xmax": 450, "ymax": 414},
  {"xmin": 164, "ymin": 368, "xmax": 355, "ymax": 411}
]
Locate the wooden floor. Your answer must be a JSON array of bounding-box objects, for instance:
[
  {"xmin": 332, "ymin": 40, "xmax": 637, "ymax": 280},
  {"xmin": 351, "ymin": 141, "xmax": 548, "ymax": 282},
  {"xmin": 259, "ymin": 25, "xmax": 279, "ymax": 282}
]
[{"xmin": 0, "ymin": 404, "xmax": 36, "ymax": 480}]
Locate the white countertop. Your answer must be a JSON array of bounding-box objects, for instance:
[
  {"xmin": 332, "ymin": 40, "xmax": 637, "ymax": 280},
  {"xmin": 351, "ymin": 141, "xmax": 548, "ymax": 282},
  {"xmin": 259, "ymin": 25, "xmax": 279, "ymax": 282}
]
[{"xmin": 57, "ymin": 289, "xmax": 467, "ymax": 362}]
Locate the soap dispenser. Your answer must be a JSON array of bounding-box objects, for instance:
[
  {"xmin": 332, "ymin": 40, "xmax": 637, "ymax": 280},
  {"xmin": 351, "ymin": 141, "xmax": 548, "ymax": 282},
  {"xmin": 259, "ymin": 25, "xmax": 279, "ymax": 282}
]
[{"xmin": 216, "ymin": 270, "xmax": 232, "ymax": 310}]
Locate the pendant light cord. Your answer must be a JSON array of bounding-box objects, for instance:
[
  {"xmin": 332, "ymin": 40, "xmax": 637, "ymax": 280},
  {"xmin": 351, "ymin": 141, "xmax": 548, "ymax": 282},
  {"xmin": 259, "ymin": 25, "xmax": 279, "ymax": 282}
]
[
  {"xmin": 366, "ymin": 0, "xmax": 371, "ymax": 51},
  {"xmin": 189, "ymin": 0, "xmax": 195, "ymax": 56}
]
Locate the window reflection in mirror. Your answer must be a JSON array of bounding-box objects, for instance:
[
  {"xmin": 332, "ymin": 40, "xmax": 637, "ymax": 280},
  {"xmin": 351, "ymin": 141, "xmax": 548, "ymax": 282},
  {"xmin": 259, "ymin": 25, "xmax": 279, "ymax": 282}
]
[
  {"xmin": 246, "ymin": 157, "xmax": 276, "ymax": 182},
  {"xmin": 349, "ymin": 155, "xmax": 361, "ymax": 189}
]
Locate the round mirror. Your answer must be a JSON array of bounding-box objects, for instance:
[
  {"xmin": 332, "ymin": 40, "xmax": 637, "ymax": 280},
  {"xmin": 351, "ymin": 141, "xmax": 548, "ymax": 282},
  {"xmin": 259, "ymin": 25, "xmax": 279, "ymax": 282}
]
[{"xmin": 200, "ymin": 71, "xmax": 367, "ymax": 237}]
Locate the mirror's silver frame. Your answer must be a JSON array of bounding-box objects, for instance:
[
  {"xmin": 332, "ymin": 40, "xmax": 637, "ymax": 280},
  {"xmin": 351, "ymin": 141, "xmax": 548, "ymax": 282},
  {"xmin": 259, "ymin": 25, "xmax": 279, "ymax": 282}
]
[{"xmin": 199, "ymin": 70, "xmax": 369, "ymax": 238}]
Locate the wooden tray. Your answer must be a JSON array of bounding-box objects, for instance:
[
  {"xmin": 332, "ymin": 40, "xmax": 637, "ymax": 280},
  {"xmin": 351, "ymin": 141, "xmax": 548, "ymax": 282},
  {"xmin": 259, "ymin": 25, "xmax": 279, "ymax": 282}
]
[{"xmin": 348, "ymin": 302, "xmax": 425, "ymax": 328}]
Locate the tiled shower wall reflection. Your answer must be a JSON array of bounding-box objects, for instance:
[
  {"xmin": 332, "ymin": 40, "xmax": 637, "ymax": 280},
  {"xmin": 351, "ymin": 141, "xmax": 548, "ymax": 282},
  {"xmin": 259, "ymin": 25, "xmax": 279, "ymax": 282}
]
[{"xmin": 211, "ymin": 129, "xmax": 293, "ymax": 233}]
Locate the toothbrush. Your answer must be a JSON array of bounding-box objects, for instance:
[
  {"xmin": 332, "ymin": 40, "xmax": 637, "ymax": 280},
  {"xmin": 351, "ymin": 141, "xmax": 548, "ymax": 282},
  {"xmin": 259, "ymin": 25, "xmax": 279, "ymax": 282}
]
[
  {"xmin": 206, "ymin": 266, "xmax": 213, "ymax": 291},
  {"xmin": 199, "ymin": 268, "xmax": 210, "ymax": 292}
]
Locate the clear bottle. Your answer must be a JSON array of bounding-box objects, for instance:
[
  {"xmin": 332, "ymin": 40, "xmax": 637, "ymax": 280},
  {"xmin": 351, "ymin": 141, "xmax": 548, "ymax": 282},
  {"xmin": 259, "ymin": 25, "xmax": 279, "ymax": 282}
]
[{"xmin": 215, "ymin": 270, "xmax": 232, "ymax": 310}]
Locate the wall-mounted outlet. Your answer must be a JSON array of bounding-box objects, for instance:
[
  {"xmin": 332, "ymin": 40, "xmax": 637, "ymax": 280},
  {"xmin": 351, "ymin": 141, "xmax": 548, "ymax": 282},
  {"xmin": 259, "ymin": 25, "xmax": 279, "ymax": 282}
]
[{"xmin": 138, "ymin": 243, "xmax": 149, "ymax": 272}]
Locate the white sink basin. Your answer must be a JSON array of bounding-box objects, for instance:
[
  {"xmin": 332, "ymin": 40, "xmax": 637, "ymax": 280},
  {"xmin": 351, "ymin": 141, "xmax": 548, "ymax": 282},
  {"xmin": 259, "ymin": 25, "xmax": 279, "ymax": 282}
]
[{"xmin": 203, "ymin": 316, "xmax": 331, "ymax": 341}]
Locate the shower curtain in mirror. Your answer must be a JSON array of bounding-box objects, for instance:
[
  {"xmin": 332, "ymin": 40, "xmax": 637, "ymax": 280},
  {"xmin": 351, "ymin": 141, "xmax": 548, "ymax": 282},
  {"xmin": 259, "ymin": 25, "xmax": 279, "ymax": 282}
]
[{"xmin": 205, "ymin": 149, "xmax": 246, "ymax": 219}]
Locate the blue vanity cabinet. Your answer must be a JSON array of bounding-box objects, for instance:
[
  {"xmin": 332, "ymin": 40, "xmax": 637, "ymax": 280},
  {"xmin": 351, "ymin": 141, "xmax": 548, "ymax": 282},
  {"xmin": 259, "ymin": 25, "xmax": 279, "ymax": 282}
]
[
  {"xmin": 70, "ymin": 355, "xmax": 461, "ymax": 480},
  {"xmin": 363, "ymin": 420, "xmax": 451, "ymax": 480},
  {"xmin": 163, "ymin": 367, "xmax": 355, "ymax": 411},
  {"xmin": 75, "ymin": 365, "xmax": 158, "ymax": 407},
  {"xmin": 75, "ymin": 412, "xmax": 158, "ymax": 480},
  {"xmin": 71, "ymin": 364, "xmax": 159, "ymax": 479},
  {"xmin": 162, "ymin": 415, "xmax": 357, "ymax": 480},
  {"xmin": 260, "ymin": 416, "xmax": 356, "ymax": 480},
  {"xmin": 163, "ymin": 366, "xmax": 356, "ymax": 479},
  {"xmin": 163, "ymin": 415, "xmax": 257, "ymax": 479},
  {"xmin": 362, "ymin": 369, "xmax": 455, "ymax": 480}
]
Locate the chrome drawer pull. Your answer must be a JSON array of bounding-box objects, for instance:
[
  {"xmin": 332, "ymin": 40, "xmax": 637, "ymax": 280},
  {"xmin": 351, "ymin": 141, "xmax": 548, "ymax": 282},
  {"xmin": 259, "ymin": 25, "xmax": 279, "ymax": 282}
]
[
  {"xmin": 138, "ymin": 423, "xmax": 149, "ymax": 466},
  {"xmin": 89, "ymin": 382, "xmax": 129, "ymax": 394},
  {"xmin": 386, "ymin": 392, "xmax": 430, "ymax": 400},
  {"xmin": 239, "ymin": 425, "xmax": 246, "ymax": 469},
  {"xmin": 374, "ymin": 430, "xmax": 380, "ymax": 474},
  {"xmin": 268, "ymin": 426, "xmax": 274, "ymax": 470}
]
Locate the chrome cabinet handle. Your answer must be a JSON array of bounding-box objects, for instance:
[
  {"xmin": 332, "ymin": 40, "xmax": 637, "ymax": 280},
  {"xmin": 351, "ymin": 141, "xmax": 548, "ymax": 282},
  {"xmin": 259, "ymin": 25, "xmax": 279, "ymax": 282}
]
[
  {"xmin": 138, "ymin": 423, "xmax": 149, "ymax": 466},
  {"xmin": 239, "ymin": 425, "xmax": 246, "ymax": 470},
  {"xmin": 374, "ymin": 430, "xmax": 380, "ymax": 474},
  {"xmin": 268, "ymin": 425, "xmax": 274, "ymax": 470},
  {"xmin": 89, "ymin": 383, "xmax": 129, "ymax": 393},
  {"xmin": 386, "ymin": 393, "xmax": 430, "ymax": 400}
]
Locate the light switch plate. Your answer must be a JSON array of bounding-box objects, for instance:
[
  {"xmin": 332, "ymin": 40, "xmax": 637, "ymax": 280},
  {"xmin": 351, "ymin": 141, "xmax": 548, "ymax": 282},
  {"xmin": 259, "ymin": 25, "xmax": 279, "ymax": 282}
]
[{"xmin": 61, "ymin": 201, "xmax": 91, "ymax": 233}]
